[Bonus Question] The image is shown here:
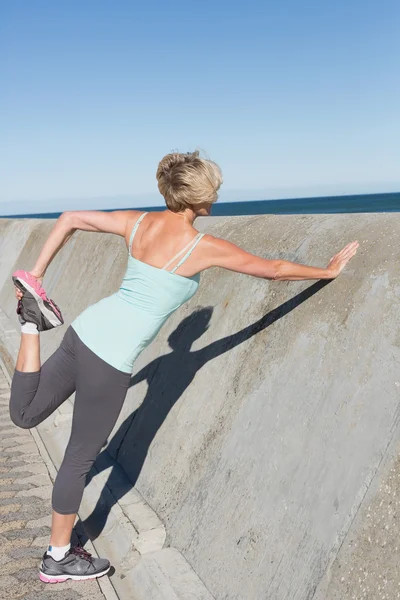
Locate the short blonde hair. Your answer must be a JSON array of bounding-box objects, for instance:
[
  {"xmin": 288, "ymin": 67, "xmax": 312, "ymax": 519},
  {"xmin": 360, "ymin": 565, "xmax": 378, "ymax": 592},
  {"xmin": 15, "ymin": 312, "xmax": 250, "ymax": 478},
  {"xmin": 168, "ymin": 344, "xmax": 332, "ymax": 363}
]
[{"xmin": 156, "ymin": 151, "xmax": 223, "ymax": 212}]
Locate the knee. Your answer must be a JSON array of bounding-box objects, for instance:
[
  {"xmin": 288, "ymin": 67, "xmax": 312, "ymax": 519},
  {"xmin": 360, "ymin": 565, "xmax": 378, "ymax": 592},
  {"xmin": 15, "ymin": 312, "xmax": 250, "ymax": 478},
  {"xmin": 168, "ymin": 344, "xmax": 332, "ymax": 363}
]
[{"xmin": 9, "ymin": 407, "xmax": 34, "ymax": 429}]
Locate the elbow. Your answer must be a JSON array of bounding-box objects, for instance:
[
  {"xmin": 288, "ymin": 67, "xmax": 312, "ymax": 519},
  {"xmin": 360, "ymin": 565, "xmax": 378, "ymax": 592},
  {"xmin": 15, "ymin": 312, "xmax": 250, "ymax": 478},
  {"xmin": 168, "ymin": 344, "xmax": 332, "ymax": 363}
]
[
  {"xmin": 9, "ymin": 407, "xmax": 34, "ymax": 430},
  {"xmin": 270, "ymin": 260, "xmax": 285, "ymax": 281},
  {"xmin": 58, "ymin": 211, "xmax": 77, "ymax": 231}
]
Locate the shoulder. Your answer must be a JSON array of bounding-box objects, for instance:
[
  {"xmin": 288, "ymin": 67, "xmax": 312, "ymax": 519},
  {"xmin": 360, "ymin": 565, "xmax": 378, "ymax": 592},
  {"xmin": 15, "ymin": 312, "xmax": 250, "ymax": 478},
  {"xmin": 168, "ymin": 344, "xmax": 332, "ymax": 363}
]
[
  {"xmin": 195, "ymin": 233, "xmax": 241, "ymax": 264},
  {"xmin": 124, "ymin": 210, "xmax": 148, "ymax": 231},
  {"xmin": 198, "ymin": 233, "xmax": 240, "ymax": 254},
  {"xmin": 106, "ymin": 209, "xmax": 143, "ymax": 229},
  {"xmin": 196, "ymin": 232, "xmax": 254, "ymax": 271},
  {"xmin": 121, "ymin": 209, "xmax": 145, "ymax": 223}
]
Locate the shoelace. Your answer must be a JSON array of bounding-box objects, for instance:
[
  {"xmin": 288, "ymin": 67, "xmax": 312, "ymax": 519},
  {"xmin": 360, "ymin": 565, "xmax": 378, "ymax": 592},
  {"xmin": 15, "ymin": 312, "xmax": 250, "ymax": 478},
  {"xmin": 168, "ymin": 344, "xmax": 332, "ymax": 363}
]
[
  {"xmin": 70, "ymin": 545, "xmax": 93, "ymax": 563},
  {"xmin": 29, "ymin": 279, "xmax": 48, "ymax": 301},
  {"xmin": 36, "ymin": 287, "xmax": 48, "ymax": 301},
  {"xmin": 48, "ymin": 298, "xmax": 63, "ymax": 320},
  {"xmin": 23, "ymin": 272, "xmax": 48, "ymax": 301}
]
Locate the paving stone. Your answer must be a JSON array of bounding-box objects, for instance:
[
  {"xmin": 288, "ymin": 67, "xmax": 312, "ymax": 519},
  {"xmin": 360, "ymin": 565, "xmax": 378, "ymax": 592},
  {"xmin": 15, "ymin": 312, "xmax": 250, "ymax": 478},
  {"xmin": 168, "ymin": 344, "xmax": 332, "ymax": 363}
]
[
  {"xmin": 23, "ymin": 589, "xmax": 100, "ymax": 600},
  {"xmin": 0, "ymin": 482, "xmax": 34, "ymax": 492},
  {"xmin": 0, "ymin": 495, "xmax": 24, "ymax": 506},
  {"xmin": 0, "ymin": 502, "xmax": 22, "ymax": 514},
  {"xmin": 25, "ymin": 515, "xmax": 52, "ymax": 529},
  {"xmin": 2, "ymin": 505, "xmax": 50, "ymax": 522},
  {"xmin": 2, "ymin": 470, "xmax": 34, "ymax": 480},
  {"xmin": 0, "ymin": 432, "xmax": 33, "ymax": 442},
  {"xmin": 0, "ymin": 520, "xmax": 25, "ymax": 534},
  {"xmin": 8, "ymin": 546, "xmax": 46, "ymax": 560},
  {"xmin": 14, "ymin": 474, "xmax": 51, "ymax": 487},
  {"xmin": 13, "ymin": 567, "xmax": 41, "ymax": 583},
  {"xmin": 7, "ymin": 580, "xmax": 47, "ymax": 600},
  {"xmin": 0, "ymin": 476, "xmax": 14, "ymax": 484},
  {"xmin": 0, "ymin": 490, "xmax": 16, "ymax": 499},
  {"xmin": 0, "ymin": 574, "xmax": 18, "ymax": 590},
  {"xmin": 3, "ymin": 556, "xmax": 39, "ymax": 576},
  {"xmin": 2, "ymin": 526, "xmax": 50, "ymax": 541},
  {"xmin": 3, "ymin": 442, "xmax": 39, "ymax": 455},
  {"xmin": 0, "ymin": 538, "xmax": 35, "ymax": 556},
  {"xmin": 0, "ymin": 428, "xmax": 32, "ymax": 437},
  {"xmin": 16, "ymin": 485, "xmax": 53, "ymax": 500},
  {"xmin": 5, "ymin": 457, "xmax": 44, "ymax": 468},
  {"xmin": 31, "ymin": 535, "xmax": 51, "ymax": 547},
  {"xmin": 1, "ymin": 495, "xmax": 47, "ymax": 507},
  {"xmin": 9, "ymin": 462, "xmax": 48, "ymax": 475}
]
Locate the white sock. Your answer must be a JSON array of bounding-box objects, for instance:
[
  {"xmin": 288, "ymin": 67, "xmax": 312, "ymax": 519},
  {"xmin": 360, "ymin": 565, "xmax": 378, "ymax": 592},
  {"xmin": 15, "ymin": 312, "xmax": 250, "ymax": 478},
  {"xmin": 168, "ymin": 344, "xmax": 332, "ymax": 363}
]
[
  {"xmin": 47, "ymin": 543, "xmax": 71, "ymax": 561},
  {"xmin": 20, "ymin": 321, "xmax": 39, "ymax": 335}
]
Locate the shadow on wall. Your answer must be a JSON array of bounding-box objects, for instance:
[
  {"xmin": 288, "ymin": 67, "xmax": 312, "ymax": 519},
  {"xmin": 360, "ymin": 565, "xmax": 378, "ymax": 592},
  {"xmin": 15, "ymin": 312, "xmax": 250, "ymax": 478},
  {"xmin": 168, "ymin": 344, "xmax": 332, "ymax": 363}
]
[{"xmin": 79, "ymin": 279, "xmax": 330, "ymax": 542}]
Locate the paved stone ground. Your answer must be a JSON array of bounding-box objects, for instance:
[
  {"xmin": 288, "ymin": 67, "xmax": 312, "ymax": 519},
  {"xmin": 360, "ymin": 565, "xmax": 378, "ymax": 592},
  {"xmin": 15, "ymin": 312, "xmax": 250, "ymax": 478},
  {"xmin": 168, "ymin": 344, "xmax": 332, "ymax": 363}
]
[{"xmin": 0, "ymin": 368, "xmax": 114, "ymax": 600}]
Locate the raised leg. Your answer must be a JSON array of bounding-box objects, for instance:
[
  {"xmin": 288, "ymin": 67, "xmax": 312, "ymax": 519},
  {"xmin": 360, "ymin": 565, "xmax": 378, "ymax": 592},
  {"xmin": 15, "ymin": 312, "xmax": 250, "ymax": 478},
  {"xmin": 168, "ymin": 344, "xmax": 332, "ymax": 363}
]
[
  {"xmin": 10, "ymin": 327, "xmax": 76, "ymax": 429},
  {"xmin": 16, "ymin": 331, "xmax": 41, "ymax": 372},
  {"xmin": 10, "ymin": 326, "xmax": 80, "ymax": 556}
]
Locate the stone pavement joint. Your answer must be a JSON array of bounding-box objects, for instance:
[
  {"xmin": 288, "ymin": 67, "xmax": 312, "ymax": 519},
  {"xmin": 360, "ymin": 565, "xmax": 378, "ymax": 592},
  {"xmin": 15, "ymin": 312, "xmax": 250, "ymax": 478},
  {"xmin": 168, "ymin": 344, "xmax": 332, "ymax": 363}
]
[{"xmin": 0, "ymin": 367, "xmax": 113, "ymax": 600}]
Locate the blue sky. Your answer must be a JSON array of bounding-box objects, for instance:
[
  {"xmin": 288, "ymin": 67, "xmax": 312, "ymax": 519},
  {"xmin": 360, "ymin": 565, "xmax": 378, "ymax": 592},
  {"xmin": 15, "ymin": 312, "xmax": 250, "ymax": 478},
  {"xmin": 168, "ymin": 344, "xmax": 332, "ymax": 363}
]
[{"xmin": 1, "ymin": 0, "xmax": 399, "ymax": 213}]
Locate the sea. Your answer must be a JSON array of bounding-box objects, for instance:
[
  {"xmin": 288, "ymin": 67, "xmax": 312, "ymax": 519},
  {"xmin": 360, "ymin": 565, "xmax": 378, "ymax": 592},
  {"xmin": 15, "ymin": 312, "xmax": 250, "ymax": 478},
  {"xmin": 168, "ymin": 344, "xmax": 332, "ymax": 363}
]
[{"xmin": 1, "ymin": 191, "xmax": 399, "ymax": 219}]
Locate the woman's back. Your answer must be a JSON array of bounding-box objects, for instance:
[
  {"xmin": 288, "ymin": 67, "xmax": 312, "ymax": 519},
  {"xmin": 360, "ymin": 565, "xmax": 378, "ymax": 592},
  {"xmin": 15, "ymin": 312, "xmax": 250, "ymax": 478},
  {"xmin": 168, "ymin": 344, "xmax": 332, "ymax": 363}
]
[
  {"xmin": 72, "ymin": 211, "xmax": 205, "ymax": 372},
  {"xmin": 126, "ymin": 210, "xmax": 207, "ymax": 277}
]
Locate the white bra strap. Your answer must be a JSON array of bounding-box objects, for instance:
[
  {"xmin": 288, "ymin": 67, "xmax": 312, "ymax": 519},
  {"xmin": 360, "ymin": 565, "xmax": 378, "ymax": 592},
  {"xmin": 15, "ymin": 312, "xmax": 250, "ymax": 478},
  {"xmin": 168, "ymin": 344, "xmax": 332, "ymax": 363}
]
[
  {"xmin": 128, "ymin": 212, "xmax": 148, "ymax": 254},
  {"xmin": 162, "ymin": 233, "xmax": 201, "ymax": 271},
  {"xmin": 170, "ymin": 233, "xmax": 204, "ymax": 274}
]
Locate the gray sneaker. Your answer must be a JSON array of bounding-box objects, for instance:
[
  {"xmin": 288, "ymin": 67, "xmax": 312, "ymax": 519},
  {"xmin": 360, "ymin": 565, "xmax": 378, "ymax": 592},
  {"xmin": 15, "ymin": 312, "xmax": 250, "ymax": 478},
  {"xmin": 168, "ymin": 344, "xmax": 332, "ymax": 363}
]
[
  {"xmin": 12, "ymin": 270, "xmax": 64, "ymax": 331},
  {"xmin": 39, "ymin": 545, "xmax": 110, "ymax": 583},
  {"xmin": 15, "ymin": 289, "xmax": 63, "ymax": 332}
]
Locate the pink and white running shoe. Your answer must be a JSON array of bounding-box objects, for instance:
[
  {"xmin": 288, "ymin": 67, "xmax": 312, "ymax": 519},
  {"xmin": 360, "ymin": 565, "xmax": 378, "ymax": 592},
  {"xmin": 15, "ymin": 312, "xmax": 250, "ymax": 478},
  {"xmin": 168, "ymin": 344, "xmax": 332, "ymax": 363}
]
[{"xmin": 12, "ymin": 270, "xmax": 64, "ymax": 331}]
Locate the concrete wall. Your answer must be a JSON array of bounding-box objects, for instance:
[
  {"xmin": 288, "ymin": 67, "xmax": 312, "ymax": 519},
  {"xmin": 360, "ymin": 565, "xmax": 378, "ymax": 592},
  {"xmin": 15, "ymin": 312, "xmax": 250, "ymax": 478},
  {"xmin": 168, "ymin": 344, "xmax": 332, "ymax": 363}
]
[{"xmin": 0, "ymin": 213, "xmax": 399, "ymax": 600}]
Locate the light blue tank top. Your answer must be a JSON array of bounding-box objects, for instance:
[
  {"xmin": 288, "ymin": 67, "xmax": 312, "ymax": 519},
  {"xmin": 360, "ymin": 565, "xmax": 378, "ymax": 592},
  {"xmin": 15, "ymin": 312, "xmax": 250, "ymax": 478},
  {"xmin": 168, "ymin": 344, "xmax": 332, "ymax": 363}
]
[{"xmin": 72, "ymin": 213, "xmax": 204, "ymax": 373}]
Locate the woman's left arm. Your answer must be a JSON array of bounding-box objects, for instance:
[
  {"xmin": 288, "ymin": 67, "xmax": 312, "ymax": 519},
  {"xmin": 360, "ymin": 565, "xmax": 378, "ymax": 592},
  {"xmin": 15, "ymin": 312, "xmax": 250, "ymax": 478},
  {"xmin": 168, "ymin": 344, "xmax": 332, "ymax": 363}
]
[{"xmin": 30, "ymin": 210, "xmax": 139, "ymax": 280}]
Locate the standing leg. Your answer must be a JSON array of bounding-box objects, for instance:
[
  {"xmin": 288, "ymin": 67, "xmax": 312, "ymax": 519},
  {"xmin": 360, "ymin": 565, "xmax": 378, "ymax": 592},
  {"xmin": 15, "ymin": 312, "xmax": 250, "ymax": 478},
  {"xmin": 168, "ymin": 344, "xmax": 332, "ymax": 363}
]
[
  {"xmin": 39, "ymin": 329, "xmax": 130, "ymax": 582},
  {"xmin": 52, "ymin": 329, "xmax": 131, "ymax": 518}
]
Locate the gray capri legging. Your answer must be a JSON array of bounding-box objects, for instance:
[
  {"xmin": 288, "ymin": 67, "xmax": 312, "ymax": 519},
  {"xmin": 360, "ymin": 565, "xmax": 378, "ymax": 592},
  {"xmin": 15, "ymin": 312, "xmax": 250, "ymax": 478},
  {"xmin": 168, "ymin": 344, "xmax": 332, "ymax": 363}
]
[{"xmin": 9, "ymin": 327, "xmax": 131, "ymax": 514}]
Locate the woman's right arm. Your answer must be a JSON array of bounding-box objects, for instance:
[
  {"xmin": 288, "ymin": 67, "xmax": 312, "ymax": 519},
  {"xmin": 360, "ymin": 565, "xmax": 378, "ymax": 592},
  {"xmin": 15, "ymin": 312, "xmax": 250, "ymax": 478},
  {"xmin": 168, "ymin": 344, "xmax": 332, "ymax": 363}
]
[
  {"xmin": 29, "ymin": 210, "xmax": 139, "ymax": 280},
  {"xmin": 203, "ymin": 236, "xmax": 359, "ymax": 281}
]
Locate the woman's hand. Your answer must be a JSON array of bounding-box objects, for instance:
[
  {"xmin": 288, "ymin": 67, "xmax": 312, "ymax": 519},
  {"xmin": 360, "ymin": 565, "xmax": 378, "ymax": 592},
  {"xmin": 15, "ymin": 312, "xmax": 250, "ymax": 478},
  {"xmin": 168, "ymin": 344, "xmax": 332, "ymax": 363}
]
[
  {"xmin": 15, "ymin": 285, "xmax": 23, "ymax": 300},
  {"xmin": 326, "ymin": 241, "xmax": 359, "ymax": 278}
]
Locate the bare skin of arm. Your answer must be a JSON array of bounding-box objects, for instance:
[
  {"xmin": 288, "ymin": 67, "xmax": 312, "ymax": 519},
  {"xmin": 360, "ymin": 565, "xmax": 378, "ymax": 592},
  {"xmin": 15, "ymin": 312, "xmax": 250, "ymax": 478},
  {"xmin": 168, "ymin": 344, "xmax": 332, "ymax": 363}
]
[
  {"xmin": 28, "ymin": 210, "xmax": 140, "ymax": 281},
  {"xmin": 198, "ymin": 235, "xmax": 359, "ymax": 281},
  {"xmin": 15, "ymin": 209, "xmax": 359, "ymax": 303}
]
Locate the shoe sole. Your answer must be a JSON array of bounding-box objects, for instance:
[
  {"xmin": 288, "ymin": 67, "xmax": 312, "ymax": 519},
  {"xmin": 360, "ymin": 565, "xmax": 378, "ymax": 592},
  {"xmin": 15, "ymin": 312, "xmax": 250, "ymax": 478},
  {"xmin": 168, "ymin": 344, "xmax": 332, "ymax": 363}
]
[
  {"xmin": 12, "ymin": 276, "xmax": 63, "ymax": 327},
  {"xmin": 39, "ymin": 565, "xmax": 110, "ymax": 583}
]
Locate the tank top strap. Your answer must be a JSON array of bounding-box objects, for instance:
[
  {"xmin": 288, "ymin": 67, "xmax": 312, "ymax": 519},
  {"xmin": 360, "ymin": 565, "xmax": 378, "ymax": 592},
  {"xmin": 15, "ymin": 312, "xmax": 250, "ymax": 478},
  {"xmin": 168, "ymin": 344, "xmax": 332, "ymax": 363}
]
[
  {"xmin": 162, "ymin": 234, "xmax": 200, "ymax": 272},
  {"xmin": 169, "ymin": 233, "xmax": 204, "ymax": 274},
  {"xmin": 128, "ymin": 212, "xmax": 148, "ymax": 254}
]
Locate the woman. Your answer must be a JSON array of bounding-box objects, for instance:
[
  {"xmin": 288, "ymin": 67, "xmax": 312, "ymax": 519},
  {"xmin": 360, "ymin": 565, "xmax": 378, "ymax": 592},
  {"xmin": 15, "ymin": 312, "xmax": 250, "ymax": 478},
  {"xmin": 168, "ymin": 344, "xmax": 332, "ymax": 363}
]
[{"xmin": 10, "ymin": 151, "xmax": 359, "ymax": 583}]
